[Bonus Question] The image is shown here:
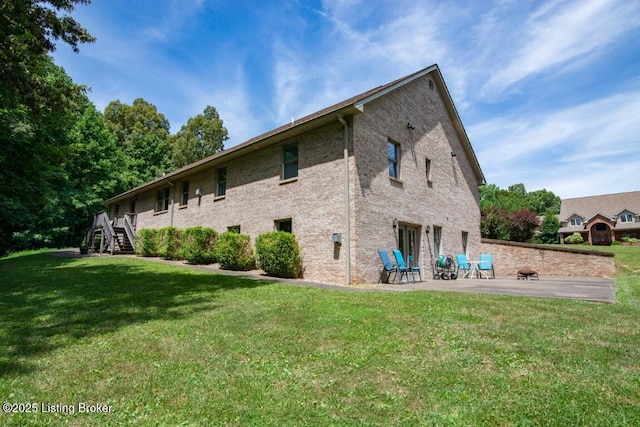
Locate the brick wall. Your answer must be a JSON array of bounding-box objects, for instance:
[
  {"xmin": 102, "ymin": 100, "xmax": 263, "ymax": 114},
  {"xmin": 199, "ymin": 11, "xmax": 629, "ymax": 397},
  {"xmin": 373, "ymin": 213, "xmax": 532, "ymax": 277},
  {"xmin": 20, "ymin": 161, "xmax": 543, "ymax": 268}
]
[
  {"xmin": 124, "ymin": 122, "xmax": 350, "ymax": 284},
  {"xmin": 352, "ymin": 75, "xmax": 483, "ymax": 283},
  {"xmin": 480, "ymin": 239, "xmax": 616, "ymax": 278},
  {"xmin": 107, "ymin": 70, "xmax": 485, "ymax": 285}
]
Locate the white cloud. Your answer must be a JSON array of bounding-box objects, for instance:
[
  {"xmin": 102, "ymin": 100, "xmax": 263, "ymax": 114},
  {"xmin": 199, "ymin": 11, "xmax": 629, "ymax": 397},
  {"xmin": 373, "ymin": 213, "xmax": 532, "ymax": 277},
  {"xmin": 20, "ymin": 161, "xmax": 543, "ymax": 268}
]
[
  {"xmin": 481, "ymin": 0, "xmax": 640, "ymax": 97},
  {"xmin": 470, "ymin": 88, "xmax": 640, "ymax": 197}
]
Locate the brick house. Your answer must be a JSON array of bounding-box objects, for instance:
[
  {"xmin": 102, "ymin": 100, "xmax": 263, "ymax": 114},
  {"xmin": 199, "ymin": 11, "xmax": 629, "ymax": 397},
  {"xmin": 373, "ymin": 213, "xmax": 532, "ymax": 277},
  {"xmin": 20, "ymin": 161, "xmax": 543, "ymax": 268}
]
[
  {"xmin": 558, "ymin": 191, "xmax": 640, "ymax": 245},
  {"xmin": 101, "ymin": 64, "xmax": 486, "ymax": 284}
]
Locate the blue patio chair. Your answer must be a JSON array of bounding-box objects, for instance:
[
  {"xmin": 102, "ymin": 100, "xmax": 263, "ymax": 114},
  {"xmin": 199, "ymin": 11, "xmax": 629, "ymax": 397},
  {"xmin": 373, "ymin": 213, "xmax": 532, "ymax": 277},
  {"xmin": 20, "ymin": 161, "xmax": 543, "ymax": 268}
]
[
  {"xmin": 455, "ymin": 254, "xmax": 471, "ymax": 278},
  {"xmin": 392, "ymin": 249, "xmax": 411, "ymax": 283},
  {"xmin": 377, "ymin": 249, "xmax": 397, "ymax": 283},
  {"xmin": 408, "ymin": 255, "xmax": 422, "ymax": 282},
  {"xmin": 478, "ymin": 254, "xmax": 495, "ymax": 279}
]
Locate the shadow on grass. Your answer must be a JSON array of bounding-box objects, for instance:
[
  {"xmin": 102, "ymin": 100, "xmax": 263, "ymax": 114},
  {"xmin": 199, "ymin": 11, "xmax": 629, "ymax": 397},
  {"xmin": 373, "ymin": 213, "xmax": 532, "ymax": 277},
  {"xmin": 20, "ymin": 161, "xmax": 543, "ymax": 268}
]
[{"xmin": 0, "ymin": 252, "xmax": 268, "ymax": 377}]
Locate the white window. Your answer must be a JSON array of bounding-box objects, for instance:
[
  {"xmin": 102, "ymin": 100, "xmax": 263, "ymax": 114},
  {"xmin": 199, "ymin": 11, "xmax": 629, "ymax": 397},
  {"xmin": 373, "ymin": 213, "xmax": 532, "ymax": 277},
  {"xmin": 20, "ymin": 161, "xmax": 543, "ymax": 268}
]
[
  {"xmin": 620, "ymin": 214, "xmax": 634, "ymax": 223},
  {"xmin": 570, "ymin": 218, "xmax": 582, "ymax": 226}
]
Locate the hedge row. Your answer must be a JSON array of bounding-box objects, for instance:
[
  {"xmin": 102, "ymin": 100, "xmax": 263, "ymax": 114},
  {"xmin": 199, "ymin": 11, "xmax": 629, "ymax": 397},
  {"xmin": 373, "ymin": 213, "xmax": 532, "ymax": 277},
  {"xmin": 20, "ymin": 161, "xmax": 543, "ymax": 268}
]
[{"xmin": 134, "ymin": 227, "xmax": 303, "ymax": 278}]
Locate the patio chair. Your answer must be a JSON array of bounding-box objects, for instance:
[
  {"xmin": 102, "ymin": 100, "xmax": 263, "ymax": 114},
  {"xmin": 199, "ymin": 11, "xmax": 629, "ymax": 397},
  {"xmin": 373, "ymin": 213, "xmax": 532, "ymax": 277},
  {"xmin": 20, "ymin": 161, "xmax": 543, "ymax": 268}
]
[
  {"xmin": 392, "ymin": 249, "xmax": 411, "ymax": 283},
  {"xmin": 478, "ymin": 254, "xmax": 495, "ymax": 279},
  {"xmin": 377, "ymin": 249, "xmax": 398, "ymax": 283},
  {"xmin": 455, "ymin": 254, "xmax": 471, "ymax": 278},
  {"xmin": 408, "ymin": 255, "xmax": 422, "ymax": 282}
]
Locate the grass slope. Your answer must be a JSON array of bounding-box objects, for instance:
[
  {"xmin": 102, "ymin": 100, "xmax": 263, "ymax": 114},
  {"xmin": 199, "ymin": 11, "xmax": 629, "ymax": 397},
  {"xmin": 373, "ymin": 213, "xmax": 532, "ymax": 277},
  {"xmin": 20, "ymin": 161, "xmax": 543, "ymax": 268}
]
[{"xmin": 1, "ymin": 248, "xmax": 639, "ymax": 426}]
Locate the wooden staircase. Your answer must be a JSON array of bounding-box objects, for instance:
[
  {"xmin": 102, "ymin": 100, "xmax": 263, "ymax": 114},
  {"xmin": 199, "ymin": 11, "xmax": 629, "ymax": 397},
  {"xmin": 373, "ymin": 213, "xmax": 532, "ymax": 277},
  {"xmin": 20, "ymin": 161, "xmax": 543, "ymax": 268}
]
[{"xmin": 84, "ymin": 212, "xmax": 136, "ymax": 255}]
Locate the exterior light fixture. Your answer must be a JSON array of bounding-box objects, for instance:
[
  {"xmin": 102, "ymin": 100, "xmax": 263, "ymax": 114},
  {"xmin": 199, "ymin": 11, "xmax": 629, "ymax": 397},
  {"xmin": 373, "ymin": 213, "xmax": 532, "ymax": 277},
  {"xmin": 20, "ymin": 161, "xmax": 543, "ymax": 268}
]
[
  {"xmin": 451, "ymin": 151, "xmax": 457, "ymax": 157},
  {"xmin": 392, "ymin": 219, "xmax": 398, "ymax": 230},
  {"xmin": 195, "ymin": 188, "xmax": 202, "ymax": 197}
]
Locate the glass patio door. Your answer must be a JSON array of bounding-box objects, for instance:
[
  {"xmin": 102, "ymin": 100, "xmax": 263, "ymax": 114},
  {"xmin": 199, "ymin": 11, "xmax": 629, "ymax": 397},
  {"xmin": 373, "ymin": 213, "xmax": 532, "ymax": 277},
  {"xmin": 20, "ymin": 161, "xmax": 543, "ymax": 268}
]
[{"xmin": 398, "ymin": 224, "xmax": 420, "ymax": 265}]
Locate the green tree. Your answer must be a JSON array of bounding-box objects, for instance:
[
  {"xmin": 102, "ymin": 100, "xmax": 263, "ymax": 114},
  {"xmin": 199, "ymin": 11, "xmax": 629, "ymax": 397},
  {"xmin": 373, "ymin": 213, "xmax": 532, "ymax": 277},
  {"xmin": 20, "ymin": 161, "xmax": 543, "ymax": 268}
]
[
  {"xmin": 63, "ymin": 100, "xmax": 128, "ymax": 242},
  {"xmin": 481, "ymin": 183, "xmax": 561, "ymax": 215},
  {"xmin": 0, "ymin": 0, "xmax": 94, "ymax": 254},
  {"xmin": 536, "ymin": 210, "xmax": 560, "ymax": 244},
  {"xmin": 0, "ymin": 0, "xmax": 94, "ymax": 109},
  {"xmin": 104, "ymin": 98, "xmax": 172, "ymax": 184},
  {"xmin": 169, "ymin": 105, "xmax": 228, "ymax": 169},
  {"xmin": 527, "ymin": 189, "xmax": 561, "ymax": 215},
  {"xmin": 1, "ymin": 57, "xmax": 86, "ymax": 252}
]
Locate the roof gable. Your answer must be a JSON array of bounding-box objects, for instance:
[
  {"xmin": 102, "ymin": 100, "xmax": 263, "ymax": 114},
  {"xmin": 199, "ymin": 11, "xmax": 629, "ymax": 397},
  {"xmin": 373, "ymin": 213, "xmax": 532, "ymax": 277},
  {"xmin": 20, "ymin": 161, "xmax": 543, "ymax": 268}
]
[{"xmin": 105, "ymin": 64, "xmax": 485, "ymax": 204}]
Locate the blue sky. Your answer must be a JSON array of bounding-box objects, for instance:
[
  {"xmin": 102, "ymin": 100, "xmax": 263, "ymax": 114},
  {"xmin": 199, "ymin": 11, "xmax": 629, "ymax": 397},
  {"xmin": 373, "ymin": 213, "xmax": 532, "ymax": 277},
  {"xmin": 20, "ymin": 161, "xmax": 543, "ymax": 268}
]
[{"xmin": 53, "ymin": 0, "xmax": 640, "ymax": 199}]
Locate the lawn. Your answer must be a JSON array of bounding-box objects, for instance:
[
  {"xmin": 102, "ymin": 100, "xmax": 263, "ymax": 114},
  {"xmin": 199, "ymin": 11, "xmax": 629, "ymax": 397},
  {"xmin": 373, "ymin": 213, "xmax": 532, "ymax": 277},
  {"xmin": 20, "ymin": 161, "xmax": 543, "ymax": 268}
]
[{"xmin": 1, "ymin": 248, "xmax": 639, "ymax": 426}]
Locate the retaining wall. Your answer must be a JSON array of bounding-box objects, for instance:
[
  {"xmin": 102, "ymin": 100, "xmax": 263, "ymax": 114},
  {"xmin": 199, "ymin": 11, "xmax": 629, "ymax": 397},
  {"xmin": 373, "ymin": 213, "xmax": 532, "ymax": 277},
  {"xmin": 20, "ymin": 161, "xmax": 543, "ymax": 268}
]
[{"xmin": 480, "ymin": 239, "xmax": 616, "ymax": 278}]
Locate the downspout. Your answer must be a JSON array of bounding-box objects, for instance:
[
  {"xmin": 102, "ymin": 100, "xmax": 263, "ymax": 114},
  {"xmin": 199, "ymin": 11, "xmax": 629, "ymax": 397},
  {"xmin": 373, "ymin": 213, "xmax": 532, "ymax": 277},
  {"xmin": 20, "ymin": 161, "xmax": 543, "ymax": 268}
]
[
  {"xmin": 337, "ymin": 113, "xmax": 351, "ymax": 285},
  {"xmin": 167, "ymin": 181, "xmax": 175, "ymax": 227}
]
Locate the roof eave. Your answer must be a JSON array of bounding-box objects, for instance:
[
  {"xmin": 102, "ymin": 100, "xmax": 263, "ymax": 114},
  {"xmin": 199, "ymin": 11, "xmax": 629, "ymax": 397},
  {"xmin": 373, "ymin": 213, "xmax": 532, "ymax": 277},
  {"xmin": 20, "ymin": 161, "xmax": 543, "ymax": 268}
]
[{"xmin": 104, "ymin": 104, "xmax": 363, "ymax": 205}]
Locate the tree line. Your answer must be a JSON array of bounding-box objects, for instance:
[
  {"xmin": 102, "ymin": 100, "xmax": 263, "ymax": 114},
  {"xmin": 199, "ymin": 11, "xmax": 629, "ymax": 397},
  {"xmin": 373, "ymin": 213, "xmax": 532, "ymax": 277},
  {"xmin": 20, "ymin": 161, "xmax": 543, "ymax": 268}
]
[
  {"xmin": 1, "ymin": 1, "xmax": 562, "ymax": 256},
  {"xmin": 0, "ymin": 1, "xmax": 228, "ymax": 255},
  {"xmin": 480, "ymin": 183, "xmax": 561, "ymax": 244}
]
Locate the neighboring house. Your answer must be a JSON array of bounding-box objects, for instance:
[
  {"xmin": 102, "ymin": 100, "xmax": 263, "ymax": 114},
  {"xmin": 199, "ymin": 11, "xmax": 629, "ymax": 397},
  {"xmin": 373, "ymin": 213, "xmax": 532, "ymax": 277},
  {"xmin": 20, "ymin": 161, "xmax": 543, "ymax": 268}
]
[
  {"xmin": 558, "ymin": 191, "xmax": 640, "ymax": 245},
  {"xmin": 100, "ymin": 64, "xmax": 486, "ymax": 284}
]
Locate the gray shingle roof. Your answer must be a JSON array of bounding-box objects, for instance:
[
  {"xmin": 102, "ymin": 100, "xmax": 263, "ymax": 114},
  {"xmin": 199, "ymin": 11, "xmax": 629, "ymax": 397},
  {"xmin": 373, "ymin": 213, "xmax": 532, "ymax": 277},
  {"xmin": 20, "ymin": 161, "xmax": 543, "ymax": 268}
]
[
  {"xmin": 105, "ymin": 64, "xmax": 485, "ymax": 204},
  {"xmin": 559, "ymin": 191, "xmax": 640, "ymax": 225}
]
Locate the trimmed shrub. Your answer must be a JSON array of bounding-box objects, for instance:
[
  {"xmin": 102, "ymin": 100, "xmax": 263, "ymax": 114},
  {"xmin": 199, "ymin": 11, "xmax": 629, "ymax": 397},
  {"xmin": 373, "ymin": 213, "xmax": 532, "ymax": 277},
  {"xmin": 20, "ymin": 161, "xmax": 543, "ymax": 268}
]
[
  {"xmin": 564, "ymin": 232, "xmax": 584, "ymax": 244},
  {"xmin": 256, "ymin": 231, "xmax": 303, "ymax": 278},
  {"xmin": 214, "ymin": 232, "xmax": 255, "ymax": 271},
  {"xmin": 156, "ymin": 227, "xmax": 182, "ymax": 260},
  {"xmin": 179, "ymin": 227, "xmax": 218, "ymax": 264},
  {"xmin": 135, "ymin": 228, "xmax": 159, "ymax": 256}
]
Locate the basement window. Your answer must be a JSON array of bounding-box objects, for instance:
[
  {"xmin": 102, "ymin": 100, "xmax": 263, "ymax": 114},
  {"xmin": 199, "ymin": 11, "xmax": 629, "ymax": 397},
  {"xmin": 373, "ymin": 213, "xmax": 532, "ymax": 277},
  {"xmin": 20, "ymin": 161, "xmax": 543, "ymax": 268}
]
[{"xmin": 275, "ymin": 218, "xmax": 292, "ymax": 233}]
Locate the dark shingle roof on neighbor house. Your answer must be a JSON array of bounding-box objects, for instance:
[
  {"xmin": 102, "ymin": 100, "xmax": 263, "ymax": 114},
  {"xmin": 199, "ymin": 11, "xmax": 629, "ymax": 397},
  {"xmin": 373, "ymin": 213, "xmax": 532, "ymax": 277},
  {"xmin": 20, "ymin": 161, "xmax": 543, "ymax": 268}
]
[
  {"xmin": 559, "ymin": 190, "xmax": 640, "ymax": 229},
  {"xmin": 105, "ymin": 64, "xmax": 485, "ymax": 204}
]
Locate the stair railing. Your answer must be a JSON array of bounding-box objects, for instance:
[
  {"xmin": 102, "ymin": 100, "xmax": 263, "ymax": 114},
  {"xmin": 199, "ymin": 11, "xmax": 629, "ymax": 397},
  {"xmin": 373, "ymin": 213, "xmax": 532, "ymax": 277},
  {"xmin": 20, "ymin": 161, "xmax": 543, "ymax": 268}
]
[
  {"xmin": 83, "ymin": 214, "xmax": 99, "ymax": 252},
  {"xmin": 123, "ymin": 213, "xmax": 137, "ymax": 252},
  {"xmin": 96, "ymin": 211, "xmax": 116, "ymax": 255}
]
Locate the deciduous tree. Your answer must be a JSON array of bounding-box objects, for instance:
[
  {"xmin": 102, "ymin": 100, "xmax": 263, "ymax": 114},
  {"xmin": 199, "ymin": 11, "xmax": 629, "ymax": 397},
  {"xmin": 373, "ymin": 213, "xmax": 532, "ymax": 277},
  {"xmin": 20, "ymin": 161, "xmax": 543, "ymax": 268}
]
[
  {"xmin": 169, "ymin": 105, "xmax": 228, "ymax": 169},
  {"xmin": 104, "ymin": 98, "xmax": 172, "ymax": 184}
]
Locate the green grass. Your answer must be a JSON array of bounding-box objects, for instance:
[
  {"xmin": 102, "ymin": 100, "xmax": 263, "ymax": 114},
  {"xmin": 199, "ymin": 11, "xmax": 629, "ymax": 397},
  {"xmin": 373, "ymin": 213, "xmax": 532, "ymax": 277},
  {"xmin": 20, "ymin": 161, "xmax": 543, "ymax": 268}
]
[{"xmin": 1, "ymin": 248, "xmax": 639, "ymax": 426}]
